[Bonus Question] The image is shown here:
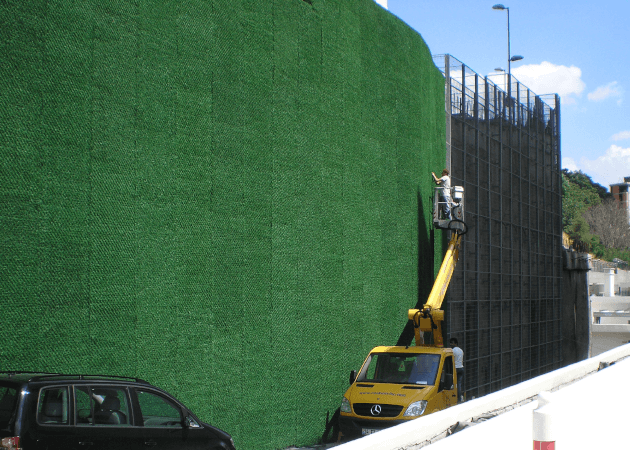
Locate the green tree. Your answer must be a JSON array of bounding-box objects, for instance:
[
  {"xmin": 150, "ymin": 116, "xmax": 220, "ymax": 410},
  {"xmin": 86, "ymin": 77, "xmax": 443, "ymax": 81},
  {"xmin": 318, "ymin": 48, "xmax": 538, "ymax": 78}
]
[
  {"xmin": 562, "ymin": 171, "xmax": 601, "ymax": 243},
  {"xmin": 561, "ymin": 169, "xmax": 611, "ymax": 200}
]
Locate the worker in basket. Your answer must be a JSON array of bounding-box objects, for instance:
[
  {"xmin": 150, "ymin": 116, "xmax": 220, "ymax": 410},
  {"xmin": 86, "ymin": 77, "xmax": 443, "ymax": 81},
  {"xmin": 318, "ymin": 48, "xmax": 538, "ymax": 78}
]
[{"xmin": 432, "ymin": 168, "xmax": 452, "ymax": 220}]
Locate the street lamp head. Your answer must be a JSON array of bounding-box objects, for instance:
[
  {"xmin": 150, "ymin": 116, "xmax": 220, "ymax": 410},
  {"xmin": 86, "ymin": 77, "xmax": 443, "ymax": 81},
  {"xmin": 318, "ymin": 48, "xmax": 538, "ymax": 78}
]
[
  {"xmin": 510, "ymin": 55, "xmax": 524, "ymax": 62},
  {"xmin": 495, "ymin": 67, "xmax": 505, "ymax": 72},
  {"xmin": 492, "ymin": 4, "xmax": 507, "ymax": 10}
]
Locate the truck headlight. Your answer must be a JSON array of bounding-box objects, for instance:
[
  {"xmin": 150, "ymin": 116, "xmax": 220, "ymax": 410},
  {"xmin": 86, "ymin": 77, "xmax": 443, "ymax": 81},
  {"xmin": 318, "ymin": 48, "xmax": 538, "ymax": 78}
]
[
  {"xmin": 403, "ymin": 400, "xmax": 427, "ymax": 417},
  {"xmin": 341, "ymin": 397, "xmax": 352, "ymax": 413}
]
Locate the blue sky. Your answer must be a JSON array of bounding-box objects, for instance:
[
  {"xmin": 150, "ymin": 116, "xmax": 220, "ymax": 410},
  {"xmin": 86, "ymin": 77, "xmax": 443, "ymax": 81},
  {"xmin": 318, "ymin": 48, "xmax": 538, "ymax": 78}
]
[{"xmin": 378, "ymin": 0, "xmax": 630, "ymax": 191}]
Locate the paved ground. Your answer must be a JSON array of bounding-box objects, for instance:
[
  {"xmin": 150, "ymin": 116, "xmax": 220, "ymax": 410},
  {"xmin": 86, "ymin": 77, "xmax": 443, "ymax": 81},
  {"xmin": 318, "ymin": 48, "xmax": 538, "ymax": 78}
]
[{"xmin": 284, "ymin": 444, "xmax": 341, "ymax": 450}]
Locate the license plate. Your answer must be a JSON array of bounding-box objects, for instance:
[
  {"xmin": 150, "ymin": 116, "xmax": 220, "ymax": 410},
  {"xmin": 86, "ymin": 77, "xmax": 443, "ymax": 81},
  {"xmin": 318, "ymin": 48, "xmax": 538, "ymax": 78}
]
[{"xmin": 362, "ymin": 428, "xmax": 379, "ymax": 436}]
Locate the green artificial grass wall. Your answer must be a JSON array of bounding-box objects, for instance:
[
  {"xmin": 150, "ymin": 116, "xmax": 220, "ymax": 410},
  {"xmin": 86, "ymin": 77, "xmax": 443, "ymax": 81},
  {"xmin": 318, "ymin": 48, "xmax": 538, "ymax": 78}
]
[{"xmin": 0, "ymin": 0, "xmax": 445, "ymax": 448}]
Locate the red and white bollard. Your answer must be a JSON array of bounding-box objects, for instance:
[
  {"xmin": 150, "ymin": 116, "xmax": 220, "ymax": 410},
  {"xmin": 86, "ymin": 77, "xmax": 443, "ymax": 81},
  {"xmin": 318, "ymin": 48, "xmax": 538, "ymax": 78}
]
[{"xmin": 533, "ymin": 391, "xmax": 555, "ymax": 450}]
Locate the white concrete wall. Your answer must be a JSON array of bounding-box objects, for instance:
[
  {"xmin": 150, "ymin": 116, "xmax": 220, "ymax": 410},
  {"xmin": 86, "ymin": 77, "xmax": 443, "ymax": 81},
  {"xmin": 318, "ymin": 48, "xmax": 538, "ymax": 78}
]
[
  {"xmin": 335, "ymin": 344, "xmax": 630, "ymax": 450},
  {"xmin": 590, "ymin": 297, "xmax": 630, "ymax": 356},
  {"xmin": 423, "ymin": 354, "xmax": 630, "ymax": 449},
  {"xmin": 591, "ymin": 325, "xmax": 630, "ymax": 357}
]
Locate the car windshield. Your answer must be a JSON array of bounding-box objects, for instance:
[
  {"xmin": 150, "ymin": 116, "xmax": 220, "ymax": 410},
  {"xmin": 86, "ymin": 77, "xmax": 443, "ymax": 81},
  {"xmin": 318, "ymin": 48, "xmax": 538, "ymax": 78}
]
[
  {"xmin": 0, "ymin": 385, "xmax": 18, "ymax": 428},
  {"xmin": 357, "ymin": 353, "xmax": 441, "ymax": 385}
]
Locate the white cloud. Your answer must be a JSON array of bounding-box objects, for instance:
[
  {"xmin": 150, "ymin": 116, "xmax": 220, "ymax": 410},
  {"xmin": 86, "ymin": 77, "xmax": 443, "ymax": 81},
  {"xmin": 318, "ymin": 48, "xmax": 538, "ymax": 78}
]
[
  {"xmin": 562, "ymin": 157, "xmax": 579, "ymax": 172},
  {"xmin": 578, "ymin": 145, "xmax": 630, "ymax": 188},
  {"xmin": 611, "ymin": 131, "xmax": 630, "ymax": 142},
  {"xmin": 511, "ymin": 62, "xmax": 585, "ymax": 105},
  {"xmin": 587, "ymin": 81, "xmax": 623, "ymax": 103}
]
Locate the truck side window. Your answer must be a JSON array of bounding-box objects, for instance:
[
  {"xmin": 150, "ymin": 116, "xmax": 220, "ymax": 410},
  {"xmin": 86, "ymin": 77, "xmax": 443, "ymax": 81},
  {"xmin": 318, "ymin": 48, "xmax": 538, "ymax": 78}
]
[{"xmin": 439, "ymin": 356, "xmax": 454, "ymax": 392}]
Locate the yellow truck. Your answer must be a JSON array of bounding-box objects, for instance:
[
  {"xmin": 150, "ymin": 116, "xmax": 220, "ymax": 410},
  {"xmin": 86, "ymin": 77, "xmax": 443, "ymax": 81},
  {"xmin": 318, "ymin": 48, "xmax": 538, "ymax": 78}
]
[{"xmin": 339, "ymin": 189, "xmax": 465, "ymax": 439}]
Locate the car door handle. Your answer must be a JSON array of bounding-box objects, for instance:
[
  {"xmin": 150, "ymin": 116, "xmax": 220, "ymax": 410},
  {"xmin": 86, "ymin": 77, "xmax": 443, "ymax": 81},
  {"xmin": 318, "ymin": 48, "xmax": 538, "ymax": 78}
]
[
  {"xmin": 78, "ymin": 442, "xmax": 94, "ymax": 446},
  {"xmin": 144, "ymin": 441, "xmax": 158, "ymax": 447}
]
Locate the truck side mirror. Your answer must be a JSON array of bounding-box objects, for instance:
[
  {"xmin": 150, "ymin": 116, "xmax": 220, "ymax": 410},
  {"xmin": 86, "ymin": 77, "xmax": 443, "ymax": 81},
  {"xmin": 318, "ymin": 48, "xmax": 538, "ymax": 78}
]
[{"xmin": 349, "ymin": 370, "xmax": 357, "ymax": 385}]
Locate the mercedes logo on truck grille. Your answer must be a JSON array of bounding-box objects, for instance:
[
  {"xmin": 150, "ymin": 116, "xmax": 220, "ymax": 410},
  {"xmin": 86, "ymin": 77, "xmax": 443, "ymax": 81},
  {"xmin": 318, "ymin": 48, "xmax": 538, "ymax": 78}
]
[{"xmin": 370, "ymin": 404, "xmax": 382, "ymax": 416}]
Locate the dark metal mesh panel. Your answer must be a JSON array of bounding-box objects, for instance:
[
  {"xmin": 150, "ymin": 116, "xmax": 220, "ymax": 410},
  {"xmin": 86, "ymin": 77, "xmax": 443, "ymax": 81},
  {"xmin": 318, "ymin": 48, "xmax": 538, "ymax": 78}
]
[{"xmin": 436, "ymin": 55, "xmax": 562, "ymax": 400}]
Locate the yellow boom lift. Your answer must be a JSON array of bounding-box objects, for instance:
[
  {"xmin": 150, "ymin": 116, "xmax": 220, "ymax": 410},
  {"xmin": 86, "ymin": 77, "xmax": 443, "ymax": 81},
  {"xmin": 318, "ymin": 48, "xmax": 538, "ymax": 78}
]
[
  {"xmin": 408, "ymin": 229, "xmax": 462, "ymax": 348},
  {"xmin": 338, "ymin": 185, "xmax": 466, "ymax": 439}
]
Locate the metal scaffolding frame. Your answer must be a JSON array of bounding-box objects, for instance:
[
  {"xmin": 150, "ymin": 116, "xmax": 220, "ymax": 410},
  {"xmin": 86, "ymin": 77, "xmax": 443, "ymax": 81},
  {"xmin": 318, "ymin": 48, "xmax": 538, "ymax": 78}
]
[{"xmin": 434, "ymin": 54, "xmax": 563, "ymax": 399}]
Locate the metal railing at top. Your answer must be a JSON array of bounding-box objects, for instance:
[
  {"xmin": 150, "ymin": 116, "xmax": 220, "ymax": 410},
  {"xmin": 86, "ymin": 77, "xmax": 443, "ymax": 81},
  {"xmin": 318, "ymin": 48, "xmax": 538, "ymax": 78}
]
[
  {"xmin": 591, "ymin": 258, "xmax": 630, "ymax": 273},
  {"xmin": 433, "ymin": 54, "xmax": 559, "ymax": 135}
]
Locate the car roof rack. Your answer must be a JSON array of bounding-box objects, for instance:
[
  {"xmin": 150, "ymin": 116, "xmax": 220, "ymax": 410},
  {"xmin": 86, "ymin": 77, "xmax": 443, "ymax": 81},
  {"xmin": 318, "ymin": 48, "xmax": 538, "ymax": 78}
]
[
  {"xmin": 0, "ymin": 371, "xmax": 148, "ymax": 384},
  {"xmin": 29, "ymin": 374, "xmax": 149, "ymax": 383},
  {"xmin": 0, "ymin": 371, "xmax": 62, "ymax": 378}
]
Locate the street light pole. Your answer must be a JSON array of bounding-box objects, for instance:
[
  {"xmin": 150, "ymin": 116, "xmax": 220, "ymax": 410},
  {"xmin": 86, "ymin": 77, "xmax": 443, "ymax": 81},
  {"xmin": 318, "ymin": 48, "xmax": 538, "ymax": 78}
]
[
  {"xmin": 492, "ymin": 4, "xmax": 511, "ymax": 78},
  {"xmin": 507, "ymin": 7, "xmax": 511, "ymax": 78},
  {"xmin": 493, "ymin": 4, "xmax": 523, "ymax": 103}
]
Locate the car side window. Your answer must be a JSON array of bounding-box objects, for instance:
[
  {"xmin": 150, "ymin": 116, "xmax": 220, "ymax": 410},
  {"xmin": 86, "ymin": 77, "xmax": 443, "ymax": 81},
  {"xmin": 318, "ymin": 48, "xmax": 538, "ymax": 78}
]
[
  {"xmin": 37, "ymin": 387, "xmax": 69, "ymax": 425},
  {"xmin": 75, "ymin": 386, "xmax": 131, "ymax": 427},
  {"xmin": 136, "ymin": 390, "xmax": 183, "ymax": 428},
  {"xmin": 0, "ymin": 386, "xmax": 18, "ymax": 427},
  {"xmin": 75, "ymin": 387, "xmax": 92, "ymax": 425}
]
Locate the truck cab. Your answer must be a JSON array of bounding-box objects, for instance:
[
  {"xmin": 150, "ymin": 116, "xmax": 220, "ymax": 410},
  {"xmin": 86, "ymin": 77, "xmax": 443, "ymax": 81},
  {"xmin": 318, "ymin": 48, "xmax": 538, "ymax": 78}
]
[{"xmin": 339, "ymin": 346, "xmax": 457, "ymax": 438}]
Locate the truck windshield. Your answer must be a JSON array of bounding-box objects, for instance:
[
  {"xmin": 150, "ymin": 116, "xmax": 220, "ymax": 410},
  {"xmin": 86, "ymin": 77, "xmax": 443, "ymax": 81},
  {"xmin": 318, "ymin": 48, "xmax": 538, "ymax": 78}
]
[{"xmin": 357, "ymin": 353, "xmax": 441, "ymax": 385}]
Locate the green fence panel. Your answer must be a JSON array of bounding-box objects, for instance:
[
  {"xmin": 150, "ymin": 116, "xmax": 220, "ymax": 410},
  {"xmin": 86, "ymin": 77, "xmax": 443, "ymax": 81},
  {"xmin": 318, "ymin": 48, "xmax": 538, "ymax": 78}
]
[{"xmin": 0, "ymin": 0, "xmax": 445, "ymax": 448}]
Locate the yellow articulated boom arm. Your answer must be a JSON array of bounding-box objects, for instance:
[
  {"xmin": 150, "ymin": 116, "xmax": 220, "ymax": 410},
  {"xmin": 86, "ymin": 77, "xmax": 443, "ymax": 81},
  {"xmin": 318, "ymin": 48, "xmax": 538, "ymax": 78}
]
[{"xmin": 408, "ymin": 231, "xmax": 463, "ymax": 347}]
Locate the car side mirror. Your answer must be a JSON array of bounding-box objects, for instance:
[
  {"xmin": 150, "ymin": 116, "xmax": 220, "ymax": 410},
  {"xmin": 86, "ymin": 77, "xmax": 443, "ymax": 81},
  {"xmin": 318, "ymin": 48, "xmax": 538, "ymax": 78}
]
[
  {"xmin": 349, "ymin": 370, "xmax": 357, "ymax": 385},
  {"xmin": 185, "ymin": 416, "xmax": 201, "ymax": 429}
]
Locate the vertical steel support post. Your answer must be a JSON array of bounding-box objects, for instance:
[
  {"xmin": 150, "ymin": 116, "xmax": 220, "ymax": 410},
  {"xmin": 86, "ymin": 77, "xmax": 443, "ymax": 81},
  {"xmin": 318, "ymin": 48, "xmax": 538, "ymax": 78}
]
[
  {"xmin": 554, "ymin": 93, "xmax": 562, "ymax": 367},
  {"xmin": 445, "ymin": 55, "xmax": 452, "ymax": 173}
]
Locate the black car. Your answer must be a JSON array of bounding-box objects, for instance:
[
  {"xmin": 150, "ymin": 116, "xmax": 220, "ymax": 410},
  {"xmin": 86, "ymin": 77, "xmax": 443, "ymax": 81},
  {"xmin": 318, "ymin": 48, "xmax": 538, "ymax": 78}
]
[{"xmin": 0, "ymin": 372, "xmax": 236, "ymax": 450}]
